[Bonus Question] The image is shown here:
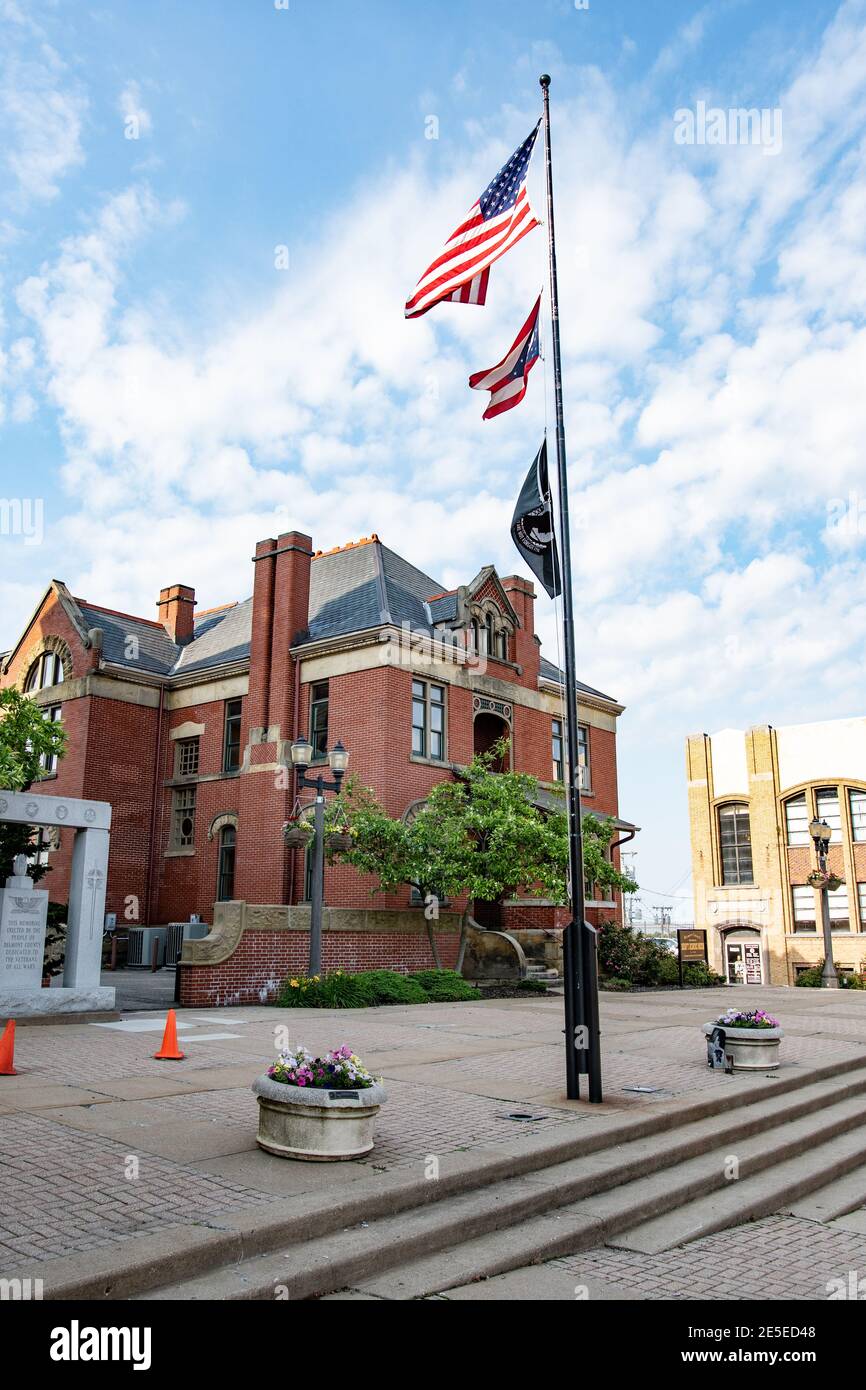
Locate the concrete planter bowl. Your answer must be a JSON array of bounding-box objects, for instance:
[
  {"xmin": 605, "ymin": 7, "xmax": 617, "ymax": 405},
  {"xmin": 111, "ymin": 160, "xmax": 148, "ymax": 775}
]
[
  {"xmin": 703, "ymin": 1023, "xmax": 783, "ymax": 1070},
  {"xmin": 252, "ymin": 1074, "xmax": 388, "ymax": 1161}
]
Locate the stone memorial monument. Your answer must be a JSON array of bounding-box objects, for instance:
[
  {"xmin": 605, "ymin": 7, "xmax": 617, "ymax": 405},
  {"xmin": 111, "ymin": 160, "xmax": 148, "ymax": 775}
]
[
  {"xmin": 0, "ymin": 790, "xmax": 115, "ymax": 1017},
  {"xmin": 0, "ymin": 855, "xmax": 48, "ymax": 991}
]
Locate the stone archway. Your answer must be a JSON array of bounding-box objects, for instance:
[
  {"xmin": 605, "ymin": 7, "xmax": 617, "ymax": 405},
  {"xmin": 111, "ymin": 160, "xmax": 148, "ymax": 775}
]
[
  {"xmin": 0, "ymin": 789, "xmax": 114, "ymax": 1015},
  {"xmin": 717, "ymin": 922, "xmax": 766, "ymax": 986}
]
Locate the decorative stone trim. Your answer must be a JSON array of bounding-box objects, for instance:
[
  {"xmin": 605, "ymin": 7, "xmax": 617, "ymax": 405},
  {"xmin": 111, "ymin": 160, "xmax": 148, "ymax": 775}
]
[
  {"xmin": 181, "ymin": 901, "xmax": 462, "ymax": 966},
  {"xmin": 208, "ymin": 812, "xmax": 239, "ymax": 842},
  {"xmin": 18, "ymin": 634, "xmax": 73, "ymax": 691}
]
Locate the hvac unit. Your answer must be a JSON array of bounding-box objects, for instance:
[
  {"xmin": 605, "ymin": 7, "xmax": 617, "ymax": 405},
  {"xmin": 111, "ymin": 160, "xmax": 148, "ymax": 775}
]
[
  {"xmin": 165, "ymin": 920, "xmax": 210, "ymax": 966},
  {"xmin": 126, "ymin": 926, "xmax": 168, "ymax": 968}
]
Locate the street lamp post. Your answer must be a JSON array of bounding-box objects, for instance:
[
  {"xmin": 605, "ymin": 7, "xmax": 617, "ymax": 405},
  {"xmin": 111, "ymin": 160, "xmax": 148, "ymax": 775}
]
[
  {"xmin": 290, "ymin": 736, "xmax": 350, "ymax": 977},
  {"xmin": 808, "ymin": 817, "xmax": 839, "ymax": 989}
]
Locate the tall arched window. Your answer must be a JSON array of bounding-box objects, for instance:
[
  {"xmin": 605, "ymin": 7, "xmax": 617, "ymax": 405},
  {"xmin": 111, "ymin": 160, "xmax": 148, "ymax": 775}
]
[
  {"xmin": 718, "ymin": 803, "xmax": 753, "ymax": 885},
  {"xmin": 216, "ymin": 826, "xmax": 236, "ymax": 901}
]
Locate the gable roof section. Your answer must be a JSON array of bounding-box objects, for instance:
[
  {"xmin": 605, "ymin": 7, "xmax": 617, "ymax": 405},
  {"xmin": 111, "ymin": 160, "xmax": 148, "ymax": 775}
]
[
  {"xmin": 539, "ymin": 655, "xmax": 617, "ymax": 705},
  {"xmin": 77, "ymin": 601, "xmax": 180, "ymax": 675}
]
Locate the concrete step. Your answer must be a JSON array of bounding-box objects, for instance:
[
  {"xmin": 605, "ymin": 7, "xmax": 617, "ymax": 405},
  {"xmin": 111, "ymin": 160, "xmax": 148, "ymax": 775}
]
[
  {"xmin": 609, "ymin": 1111, "xmax": 866, "ymax": 1254},
  {"xmin": 783, "ymin": 1167, "xmax": 866, "ymax": 1223},
  {"xmin": 134, "ymin": 1065, "xmax": 866, "ymax": 1301}
]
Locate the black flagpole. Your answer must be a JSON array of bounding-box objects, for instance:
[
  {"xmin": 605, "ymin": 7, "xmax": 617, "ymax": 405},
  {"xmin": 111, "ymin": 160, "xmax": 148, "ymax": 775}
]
[{"xmin": 539, "ymin": 74, "xmax": 602, "ymax": 1103}]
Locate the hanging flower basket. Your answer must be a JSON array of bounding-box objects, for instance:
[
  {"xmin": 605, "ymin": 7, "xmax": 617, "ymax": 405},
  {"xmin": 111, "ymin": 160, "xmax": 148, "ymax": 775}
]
[
  {"xmin": 807, "ymin": 869, "xmax": 843, "ymax": 891},
  {"xmin": 325, "ymin": 829, "xmax": 353, "ymax": 852},
  {"xmin": 282, "ymin": 820, "xmax": 314, "ymax": 849}
]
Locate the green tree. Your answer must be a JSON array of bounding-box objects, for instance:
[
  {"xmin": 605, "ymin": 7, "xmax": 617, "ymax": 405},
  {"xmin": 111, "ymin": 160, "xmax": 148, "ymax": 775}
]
[
  {"xmin": 0, "ymin": 688, "xmax": 67, "ymax": 881},
  {"xmin": 335, "ymin": 740, "xmax": 636, "ymax": 969}
]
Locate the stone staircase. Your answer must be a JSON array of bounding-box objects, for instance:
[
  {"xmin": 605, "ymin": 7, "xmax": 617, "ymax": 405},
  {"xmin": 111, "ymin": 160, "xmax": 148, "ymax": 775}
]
[
  {"xmin": 113, "ymin": 1053, "xmax": 866, "ymax": 1302},
  {"xmin": 510, "ymin": 929, "xmax": 564, "ymax": 986}
]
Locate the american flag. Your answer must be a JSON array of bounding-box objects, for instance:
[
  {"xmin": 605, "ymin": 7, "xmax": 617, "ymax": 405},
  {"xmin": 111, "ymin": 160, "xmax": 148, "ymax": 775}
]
[
  {"xmin": 469, "ymin": 294, "xmax": 541, "ymax": 419},
  {"xmin": 404, "ymin": 122, "xmax": 541, "ymax": 319}
]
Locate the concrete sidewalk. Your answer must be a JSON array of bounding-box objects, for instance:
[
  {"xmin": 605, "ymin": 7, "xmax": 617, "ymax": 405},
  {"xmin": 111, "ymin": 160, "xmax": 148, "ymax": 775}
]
[{"xmin": 2, "ymin": 985, "xmax": 865, "ymax": 1297}]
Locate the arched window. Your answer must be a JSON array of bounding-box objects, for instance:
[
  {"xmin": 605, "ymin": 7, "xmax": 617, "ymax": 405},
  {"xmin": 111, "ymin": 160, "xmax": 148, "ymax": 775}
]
[
  {"xmin": 498, "ymin": 629, "xmax": 509, "ymax": 661},
  {"xmin": 216, "ymin": 825, "xmax": 236, "ymax": 902},
  {"xmin": 718, "ymin": 803, "xmax": 753, "ymax": 885},
  {"xmin": 486, "ymin": 613, "xmax": 496, "ymax": 653},
  {"xmin": 24, "ymin": 651, "xmax": 64, "ymax": 692}
]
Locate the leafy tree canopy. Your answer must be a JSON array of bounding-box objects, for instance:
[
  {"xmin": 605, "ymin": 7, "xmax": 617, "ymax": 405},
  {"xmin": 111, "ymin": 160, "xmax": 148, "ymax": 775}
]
[
  {"xmin": 336, "ymin": 739, "xmax": 637, "ymax": 909},
  {"xmin": 0, "ymin": 688, "xmax": 67, "ymax": 880}
]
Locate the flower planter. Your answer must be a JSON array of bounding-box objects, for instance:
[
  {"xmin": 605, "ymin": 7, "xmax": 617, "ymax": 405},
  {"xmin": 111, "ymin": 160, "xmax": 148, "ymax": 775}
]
[
  {"xmin": 325, "ymin": 832, "xmax": 352, "ymax": 852},
  {"xmin": 703, "ymin": 1022, "xmax": 783, "ymax": 1070},
  {"xmin": 282, "ymin": 826, "xmax": 313, "ymax": 849},
  {"xmin": 251, "ymin": 1074, "xmax": 387, "ymax": 1161}
]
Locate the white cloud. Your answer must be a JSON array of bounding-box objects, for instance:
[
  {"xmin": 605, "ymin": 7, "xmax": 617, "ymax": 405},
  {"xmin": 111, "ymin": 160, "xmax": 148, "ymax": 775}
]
[{"xmin": 0, "ymin": 45, "xmax": 86, "ymax": 204}]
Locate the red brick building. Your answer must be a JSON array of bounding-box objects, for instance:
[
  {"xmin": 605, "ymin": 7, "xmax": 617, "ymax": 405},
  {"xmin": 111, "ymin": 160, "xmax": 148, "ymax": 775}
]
[{"xmin": 0, "ymin": 532, "xmax": 632, "ymax": 1002}]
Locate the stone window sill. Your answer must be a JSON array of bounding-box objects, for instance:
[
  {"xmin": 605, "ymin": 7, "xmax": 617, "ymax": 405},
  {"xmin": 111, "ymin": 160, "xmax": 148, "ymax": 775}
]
[
  {"xmin": 409, "ymin": 754, "xmax": 450, "ymax": 770},
  {"xmin": 165, "ymin": 848, "xmax": 196, "ymax": 858}
]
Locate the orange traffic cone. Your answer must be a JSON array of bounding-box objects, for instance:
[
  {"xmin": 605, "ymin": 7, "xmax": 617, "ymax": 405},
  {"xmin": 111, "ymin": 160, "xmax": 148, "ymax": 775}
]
[
  {"xmin": 153, "ymin": 1009, "xmax": 185, "ymax": 1060},
  {"xmin": 0, "ymin": 1020, "xmax": 17, "ymax": 1075}
]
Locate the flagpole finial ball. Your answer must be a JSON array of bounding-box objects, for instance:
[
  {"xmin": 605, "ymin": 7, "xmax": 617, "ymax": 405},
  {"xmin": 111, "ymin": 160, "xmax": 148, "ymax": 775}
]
[{"xmin": 540, "ymin": 74, "xmax": 551, "ymax": 88}]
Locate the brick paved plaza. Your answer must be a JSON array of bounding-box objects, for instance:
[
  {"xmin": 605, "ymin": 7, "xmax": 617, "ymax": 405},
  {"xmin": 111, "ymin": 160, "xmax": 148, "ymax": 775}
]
[{"xmin": 1, "ymin": 984, "xmax": 865, "ymax": 1298}]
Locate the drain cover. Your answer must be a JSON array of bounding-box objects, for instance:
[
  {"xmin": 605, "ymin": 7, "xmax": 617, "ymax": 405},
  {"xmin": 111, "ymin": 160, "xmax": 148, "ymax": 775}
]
[
  {"xmin": 622, "ymin": 1085, "xmax": 664, "ymax": 1094},
  {"xmin": 503, "ymin": 1111, "xmax": 545, "ymax": 1122}
]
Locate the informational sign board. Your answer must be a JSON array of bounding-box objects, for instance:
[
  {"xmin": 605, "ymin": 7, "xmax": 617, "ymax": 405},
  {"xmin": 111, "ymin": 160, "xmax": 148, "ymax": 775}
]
[{"xmin": 678, "ymin": 929, "xmax": 708, "ymax": 964}]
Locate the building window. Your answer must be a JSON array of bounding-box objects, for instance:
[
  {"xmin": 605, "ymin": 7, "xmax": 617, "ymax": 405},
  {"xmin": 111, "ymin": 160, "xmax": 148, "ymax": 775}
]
[
  {"xmin": 175, "ymin": 737, "xmax": 200, "ymax": 779},
  {"xmin": 785, "ymin": 793, "xmax": 810, "ymax": 846},
  {"xmin": 309, "ymin": 681, "xmax": 329, "ymax": 759},
  {"xmin": 216, "ymin": 825, "xmax": 236, "ymax": 901},
  {"xmin": 552, "ymin": 718, "xmax": 564, "ymax": 782},
  {"xmin": 850, "ymin": 789, "xmax": 866, "ymax": 842},
  {"xmin": 39, "ymin": 704, "xmax": 62, "ymax": 774},
  {"xmin": 28, "ymin": 827, "xmax": 54, "ymax": 871},
  {"xmin": 24, "ymin": 651, "xmax": 64, "ymax": 692},
  {"xmin": 792, "ymin": 884, "xmax": 816, "ymax": 932},
  {"xmin": 718, "ymin": 803, "xmax": 753, "ymax": 885},
  {"xmin": 412, "ymin": 679, "xmax": 445, "ymax": 760},
  {"xmin": 577, "ymin": 724, "xmax": 589, "ymax": 790},
  {"xmin": 171, "ymin": 786, "xmax": 196, "ymax": 848},
  {"xmin": 498, "ymin": 630, "xmax": 509, "ymax": 661},
  {"xmin": 859, "ymin": 883, "xmax": 866, "ymax": 928},
  {"xmin": 815, "ymin": 786, "xmax": 842, "ymax": 841},
  {"xmin": 223, "ymin": 699, "xmax": 242, "ymax": 772},
  {"xmin": 828, "ymin": 884, "xmax": 850, "ymax": 931}
]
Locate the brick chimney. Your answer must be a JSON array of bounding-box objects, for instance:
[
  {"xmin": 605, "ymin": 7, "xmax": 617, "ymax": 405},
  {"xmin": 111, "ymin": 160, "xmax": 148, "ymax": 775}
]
[
  {"xmin": 501, "ymin": 575, "xmax": 540, "ymax": 682},
  {"xmin": 247, "ymin": 531, "xmax": 313, "ymax": 737},
  {"xmin": 157, "ymin": 584, "xmax": 196, "ymax": 644}
]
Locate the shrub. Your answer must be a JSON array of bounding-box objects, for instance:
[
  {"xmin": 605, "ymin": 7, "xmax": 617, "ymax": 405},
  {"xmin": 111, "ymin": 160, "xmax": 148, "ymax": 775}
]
[
  {"xmin": 600, "ymin": 976, "xmax": 633, "ymax": 992},
  {"xmin": 359, "ymin": 969, "xmax": 429, "ymax": 1004},
  {"xmin": 409, "ymin": 969, "xmax": 481, "ymax": 1002},
  {"xmin": 795, "ymin": 965, "xmax": 865, "ymax": 988},
  {"xmin": 683, "ymin": 961, "xmax": 725, "ymax": 987},
  {"xmin": 277, "ymin": 971, "xmax": 375, "ymax": 1008},
  {"xmin": 516, "ymin": 977, "xmax": 549, "ymax": 993},
  {"xmin": 596, "ymin": 919, "xmax": 672, "ymax": 986}
]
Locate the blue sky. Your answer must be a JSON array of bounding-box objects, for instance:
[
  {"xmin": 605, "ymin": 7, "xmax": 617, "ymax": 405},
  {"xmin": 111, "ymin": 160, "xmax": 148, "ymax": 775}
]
[{"xmin": 3, "ymin": 0, "xmax": 866, "ymax": 919}]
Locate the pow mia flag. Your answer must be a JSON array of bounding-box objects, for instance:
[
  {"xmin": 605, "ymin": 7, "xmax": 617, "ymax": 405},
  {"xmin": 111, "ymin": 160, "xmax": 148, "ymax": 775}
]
[{"xmin": 510, "ymin": 437, "xmax": 561, "ymax": 599}]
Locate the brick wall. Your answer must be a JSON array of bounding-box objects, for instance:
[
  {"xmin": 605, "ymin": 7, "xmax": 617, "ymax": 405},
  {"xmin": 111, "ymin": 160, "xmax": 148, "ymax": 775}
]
[{"xmin": 177, "ymin": 925, "xmax": 460, "ymax": 1007}]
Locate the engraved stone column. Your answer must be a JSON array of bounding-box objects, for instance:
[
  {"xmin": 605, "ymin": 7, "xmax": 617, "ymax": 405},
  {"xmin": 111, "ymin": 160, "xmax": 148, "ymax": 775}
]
[{"xmin": 64, "ymin": 827, "xmax": 109, "ymax": 989}]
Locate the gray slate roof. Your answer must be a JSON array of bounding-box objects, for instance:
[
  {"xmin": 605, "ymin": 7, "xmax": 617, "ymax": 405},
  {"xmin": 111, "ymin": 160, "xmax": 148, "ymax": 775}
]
[
  {"xmin": 69, "ymin": 542, "xmax": 618, "ymax": 704},
  {"xmin": 539, "ymin": 655, "xmax": 616, "ymax": 704}
]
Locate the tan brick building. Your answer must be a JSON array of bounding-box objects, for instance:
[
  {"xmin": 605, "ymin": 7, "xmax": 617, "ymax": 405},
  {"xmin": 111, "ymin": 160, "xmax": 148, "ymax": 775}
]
[{"xmin": 686, "ymin": 720, "xmax": 866, "ymax": 986}]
